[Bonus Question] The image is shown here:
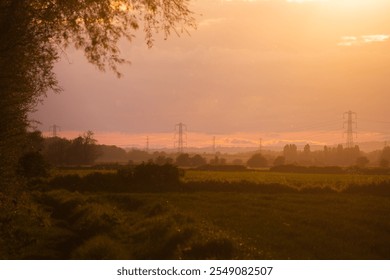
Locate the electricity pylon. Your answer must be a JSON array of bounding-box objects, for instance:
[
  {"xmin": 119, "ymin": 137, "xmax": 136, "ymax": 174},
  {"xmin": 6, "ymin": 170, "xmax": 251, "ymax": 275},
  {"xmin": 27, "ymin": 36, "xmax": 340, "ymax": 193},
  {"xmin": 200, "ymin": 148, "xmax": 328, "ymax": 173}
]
[
  {"xmin": 49, "ymin": 124, "xmax": 60, "ymax": 137},
  {"xmin": 174, "ymin": 122, "xmax": 187, "ymax": 153},
  {"xmin": 343, "ymin": 110, "xmax": 357, "ymax": 148}
]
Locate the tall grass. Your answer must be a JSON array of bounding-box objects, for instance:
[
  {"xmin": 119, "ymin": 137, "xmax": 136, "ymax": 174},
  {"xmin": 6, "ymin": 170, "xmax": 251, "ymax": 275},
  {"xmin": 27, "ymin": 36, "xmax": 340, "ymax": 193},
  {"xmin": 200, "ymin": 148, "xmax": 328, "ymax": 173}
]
[
  {"xmin": 26, "ymin": 190, "xmax": 245, "ymax": 259},
  {"xmin": 3, "ymin": 165, "xmax": 390, "ymax": 259},
  {"xmin": 183, "ymin": 170, "xmax": 390, "ymax": 192},
  {"xmin": 166, "ymin": 192, "xmax": 390, "ymax": 259}
]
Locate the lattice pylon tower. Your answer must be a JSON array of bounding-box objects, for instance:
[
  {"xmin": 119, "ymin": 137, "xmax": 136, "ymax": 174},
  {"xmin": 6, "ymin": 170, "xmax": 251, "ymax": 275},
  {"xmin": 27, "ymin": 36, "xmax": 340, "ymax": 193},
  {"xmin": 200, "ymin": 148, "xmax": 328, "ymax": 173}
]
[
  {"xmin": 174, "ymin": 122, "xmax": 187, "ymax": 153},
  {"xmin": 343, "ymin": 110, "xmax": 357, "ymax": 148},
  {"xmin": 49, "ymin": 124, "xmax": 60, "ymax": 137}
]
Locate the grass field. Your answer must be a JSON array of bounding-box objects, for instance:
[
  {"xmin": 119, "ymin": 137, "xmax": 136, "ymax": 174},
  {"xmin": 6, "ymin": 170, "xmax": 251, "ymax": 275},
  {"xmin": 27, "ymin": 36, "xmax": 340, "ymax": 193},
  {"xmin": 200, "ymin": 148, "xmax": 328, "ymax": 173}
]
[
  {"xmin": 183, "ymin": 170, "xmax": 390, "ymax": 191},
  {"xmin": 50, "ymin": 168, "xmax": 116, "ymax": 178},
  {"xmin": 3, "ymin": 167, "xmax": 389, "ymax": 260},
  {"xmin": 12, "ymin": 190, "xmax": 388, "ymax": 260},
  {"xmin": 166, "ymin": 192, "xmax": 390, "ymax": 259},
  {"xmin": 51, "ymin": 168, "xmax": 390, "ymax": 191}
]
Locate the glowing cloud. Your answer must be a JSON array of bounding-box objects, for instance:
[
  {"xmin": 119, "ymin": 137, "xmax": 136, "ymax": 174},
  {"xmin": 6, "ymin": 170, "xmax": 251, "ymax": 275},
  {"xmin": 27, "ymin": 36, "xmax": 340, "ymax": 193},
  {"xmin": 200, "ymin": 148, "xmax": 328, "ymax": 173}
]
[
  {"xmin": 362, "ymin": 35, "xmax": 390, "ymax": 43},
  {"xmin": 338, "ymin": 35, "xmax": 389, "ymax": 46}
]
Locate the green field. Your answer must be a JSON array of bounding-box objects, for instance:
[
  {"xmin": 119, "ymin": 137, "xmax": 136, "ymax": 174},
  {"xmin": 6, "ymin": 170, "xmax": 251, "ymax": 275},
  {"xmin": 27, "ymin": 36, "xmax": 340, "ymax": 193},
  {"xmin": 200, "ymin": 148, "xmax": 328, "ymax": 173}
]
[
  {"xmin": 2, "ymin": 168, "xmax": 390, "ymax": 259},
  {"xmin": 183, "ymin": 170, "xmax": 390, "ymax": 190},
  {"xmin": 7, "ymin": 190, "xmax": 388, "ymax": 260},
  {"xmin": 167, "ymin": 192, "xmax": 390, "ymax": 259}
]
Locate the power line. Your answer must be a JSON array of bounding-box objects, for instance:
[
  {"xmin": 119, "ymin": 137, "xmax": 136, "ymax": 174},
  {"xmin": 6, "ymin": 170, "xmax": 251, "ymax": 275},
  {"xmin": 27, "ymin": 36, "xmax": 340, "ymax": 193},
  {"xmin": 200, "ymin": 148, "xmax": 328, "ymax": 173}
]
[
  {"xmin": 285, "ymin": 119, "xmax": 343, "ymax": 132},
  {"xmin": 359, "ymin": 118, "xmax": 390, "ymax": 125}
]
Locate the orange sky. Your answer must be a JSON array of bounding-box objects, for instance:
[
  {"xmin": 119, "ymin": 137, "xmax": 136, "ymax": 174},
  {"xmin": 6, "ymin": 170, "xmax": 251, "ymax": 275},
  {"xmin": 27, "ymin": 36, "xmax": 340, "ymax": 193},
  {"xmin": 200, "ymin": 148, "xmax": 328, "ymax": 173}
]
[{"xmin": 33, "ymin": 0, "xmax": 390, "ymax": 149}]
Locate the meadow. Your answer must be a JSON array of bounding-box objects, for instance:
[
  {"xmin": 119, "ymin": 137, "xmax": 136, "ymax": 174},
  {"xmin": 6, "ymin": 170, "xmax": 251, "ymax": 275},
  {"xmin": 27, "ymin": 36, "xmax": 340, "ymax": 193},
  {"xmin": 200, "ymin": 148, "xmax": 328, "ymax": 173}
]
[
  {"xmin": 183, "ymin": 170, "xmax": 390, "ymax": 191},
  {"xmin": 2, "ymin": 167, "xmax": 390, "ymax": 260}
]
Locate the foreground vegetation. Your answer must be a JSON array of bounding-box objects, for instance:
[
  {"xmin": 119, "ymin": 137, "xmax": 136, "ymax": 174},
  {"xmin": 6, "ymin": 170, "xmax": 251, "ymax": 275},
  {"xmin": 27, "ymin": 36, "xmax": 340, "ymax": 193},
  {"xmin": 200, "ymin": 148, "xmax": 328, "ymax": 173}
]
[
  {"xmin": 184, "ymin": 170, "xmax": 390, "ymax": 191},
  {"xmin": 1, "ymin": 165, "xmax": 390, "ymax": 259}
]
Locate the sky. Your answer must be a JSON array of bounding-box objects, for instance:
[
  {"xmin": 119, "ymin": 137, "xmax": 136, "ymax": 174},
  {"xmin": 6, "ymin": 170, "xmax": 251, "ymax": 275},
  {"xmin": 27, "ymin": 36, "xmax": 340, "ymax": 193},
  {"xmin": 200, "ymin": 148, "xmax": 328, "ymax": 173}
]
[{"xmin": 32, "ymin": 0, "xmax": 390, "ymax": 150}]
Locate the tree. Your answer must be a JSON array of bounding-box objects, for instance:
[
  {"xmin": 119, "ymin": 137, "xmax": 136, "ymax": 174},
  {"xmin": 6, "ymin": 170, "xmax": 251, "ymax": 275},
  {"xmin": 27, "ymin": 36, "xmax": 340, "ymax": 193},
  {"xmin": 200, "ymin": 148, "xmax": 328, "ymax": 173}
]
[
  {"xmin": 191, "ymin": 154, "xmax": 207, "ymax": 167},
  {"xmin": 283, "ymin": 144, "xmax": 297, "ymax": 163},
  {"xmin": 65, "ymin": 131, "xmax": 100, "ymax": 165},
  {"xmin": 128, "ymin": 149, "xmax": 150, "ymax": 163},
  {"xmin": 42, "ymin": 131, "xmax": 100, "ymax": 165},
  {"xmin": 303, "ymin": 144, "xmax": 311, "ymax": 154},
  {"xmin": 17, "ymin": 131, "xmax": 49, "ymax": 179},
  {"xmin": 17, "ymin": 152, "xmax": 49, "ymax": 179},
  {"xmin": 380, "ymin": 158, "xmax": 389, "ymax": 168},
  {"xmin": 154, "ymin": 155, "xmax": 173, "ymax": 165},
  {"xmin": 380, "ymin": 146, "xmax": 390, "ymax": 168},
  {"xmin": 232, "ymin": 158, "xmax": 243, "ymax": 165},
  {"xmin": 273, "ymin": 156, "xmax": 285, "ymax": 166},
  {"xmin": 247, "ymin": 153, "xmax": 268, "ymax": 168},
  {"xmin": 175, "ymin": 153, "xmax": 191, "ymax": 167},
  {"xmin": 1, "ymin": 0, "xmax": 195, "ymax": 187},
  {"xmin": 43, "ymin": 137, "xmax": 70, "ymax": 166},
  {"xmin": 356, "ymin": 156, "xmax": 369, "ymax": 168}
]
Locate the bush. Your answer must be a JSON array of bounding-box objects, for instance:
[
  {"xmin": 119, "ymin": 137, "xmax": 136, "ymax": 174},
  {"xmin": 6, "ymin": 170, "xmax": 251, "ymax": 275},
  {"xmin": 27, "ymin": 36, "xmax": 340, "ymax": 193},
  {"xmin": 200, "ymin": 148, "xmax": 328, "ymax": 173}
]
[
  {"xmin": 184, "ymin": 238, "xmax": 235, "ymax": 259},
  {"xmin": 48, "ymin": 175, "xmax": 82, "ymax": 191},
  {"xmin": 344, "ymin": 182, "xmax": 390, "ymax": 196},
  {"xmin": 133, "ymin": 163, "xmax": 181, "ymax": 191},
  {"xmin": 17, "ymin": 152, "xmax": 49, "ymax": 178},
  {"xmin": 71, "ymin": 235, "xmax": 131, "ymax": 259},
  {"xmin": 247, "ymin": 153, "xmax": 268, "ymax": 168}
]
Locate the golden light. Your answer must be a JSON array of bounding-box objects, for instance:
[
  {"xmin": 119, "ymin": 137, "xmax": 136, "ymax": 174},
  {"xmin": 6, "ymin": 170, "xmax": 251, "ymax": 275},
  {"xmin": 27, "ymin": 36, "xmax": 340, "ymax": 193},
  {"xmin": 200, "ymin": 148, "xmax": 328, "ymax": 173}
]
[{"xmin": 287, "ymin": 0, "xmax": 387, "ymax": 10}]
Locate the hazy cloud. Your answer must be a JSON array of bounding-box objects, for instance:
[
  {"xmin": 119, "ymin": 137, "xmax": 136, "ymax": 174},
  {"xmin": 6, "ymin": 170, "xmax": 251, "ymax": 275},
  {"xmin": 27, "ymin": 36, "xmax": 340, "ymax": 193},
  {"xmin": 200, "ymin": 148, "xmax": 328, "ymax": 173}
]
[
  {"xmin": 32, "ymin": 0, "xmax": 390, "ymax": 147},
  {"xmin": 362, "ymin": 35, "xmax": 390, "ymax": 43},
  {"xmin": 198, "ymin": 18, "xmax": 227, "ymax": 28}
]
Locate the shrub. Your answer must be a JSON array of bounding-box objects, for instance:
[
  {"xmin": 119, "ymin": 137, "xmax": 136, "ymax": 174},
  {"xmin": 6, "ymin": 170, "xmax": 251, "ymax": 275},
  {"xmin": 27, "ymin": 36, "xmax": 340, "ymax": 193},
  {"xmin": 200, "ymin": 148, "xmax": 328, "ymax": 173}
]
[
  {"xmin": 83, "ymin": 172, "xmax": 126, "ymax": 192},
  {"xmin": 130, "ymin": 214, "xmax": 194, "ymax": 259},
  {"xmin": 184, "ymin": 238, "xmax": 235, "ymax": 259},
  {"xmin": 17, "ymin": 152, "xmax": 49, "ymax": 178},
  {"xmin": 48, "ymin": 175, "xmax": 82, "ymax": 191},
  {"xmin": 247, "ymin": 153, "xmax": 268, "ymax": 168},
  {"xmin": 344, "ymin": 182, "xmax": 390, "ymax": 196},
  {"xmin": 133, "ymin": 163, "xmax": 181, "ymax": 191},
  {"xmin": 71, "ymin": 235, "xmax": 131, "ymax": 259}
]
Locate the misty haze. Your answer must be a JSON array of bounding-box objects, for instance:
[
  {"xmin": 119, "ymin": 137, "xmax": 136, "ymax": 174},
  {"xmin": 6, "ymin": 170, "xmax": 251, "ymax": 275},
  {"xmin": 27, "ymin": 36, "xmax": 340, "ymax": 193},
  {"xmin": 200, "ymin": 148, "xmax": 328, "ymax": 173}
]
[{"xmin": 1, "ymin": 0, "xmax": 390, "ymax": 260}]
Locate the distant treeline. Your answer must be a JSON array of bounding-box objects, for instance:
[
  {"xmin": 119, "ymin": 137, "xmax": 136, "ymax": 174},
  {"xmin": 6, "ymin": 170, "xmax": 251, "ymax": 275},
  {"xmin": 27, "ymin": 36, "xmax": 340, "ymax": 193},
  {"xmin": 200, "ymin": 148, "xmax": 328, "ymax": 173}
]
[
  {"xmin": 51, "ymin": 162, "xmax": 390, "ymax": 175},
  {"xmin": 16, "ymin": 131, "xmax": 390, "ymax": 182},
  {"xmin": 91, "ymin": 142, "xmax": 390, "ymax": 169},
  {"xmin": 35, "ymin": 131, "xmax": 390, "ymax": 168}
]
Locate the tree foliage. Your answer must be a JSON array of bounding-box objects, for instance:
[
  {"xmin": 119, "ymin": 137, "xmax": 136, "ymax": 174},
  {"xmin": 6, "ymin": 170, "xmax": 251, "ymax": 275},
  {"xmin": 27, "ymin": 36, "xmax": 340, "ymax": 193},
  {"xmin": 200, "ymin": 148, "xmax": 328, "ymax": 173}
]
[
  {"xmin": 0, "ymin": 0, "xmax": 195, "ymax": 187},
  {"xmin": 247, "ymin": 153, "xmax": 268, "ymax": 168},
  {"xmin": 44, "ymin": 131, "xmax": 101, "ymax": 166},
  {"xmin": 283, "ymin": 144, "xmax": 298, "ymax": 164},
  {"xmin": 175, "ymin": 153, "xmax": 207, "ymax": 167},
  {"xmin": 379, "ymin": 146, "xmax": 390, "ymax": 168}
]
